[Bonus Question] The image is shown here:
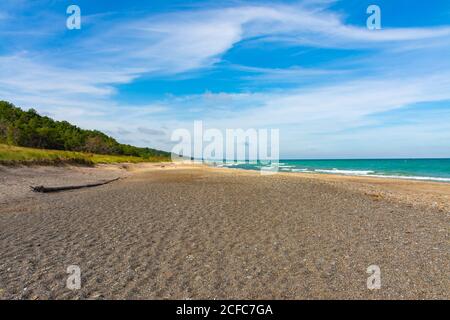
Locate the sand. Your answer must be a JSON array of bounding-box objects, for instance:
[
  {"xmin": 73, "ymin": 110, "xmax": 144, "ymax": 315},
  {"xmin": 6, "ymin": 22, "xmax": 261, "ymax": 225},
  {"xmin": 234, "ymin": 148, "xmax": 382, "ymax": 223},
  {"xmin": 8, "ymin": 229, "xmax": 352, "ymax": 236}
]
[{"xmin": 0, "ymin": 163, "xmax": 448, "ymax": 299}]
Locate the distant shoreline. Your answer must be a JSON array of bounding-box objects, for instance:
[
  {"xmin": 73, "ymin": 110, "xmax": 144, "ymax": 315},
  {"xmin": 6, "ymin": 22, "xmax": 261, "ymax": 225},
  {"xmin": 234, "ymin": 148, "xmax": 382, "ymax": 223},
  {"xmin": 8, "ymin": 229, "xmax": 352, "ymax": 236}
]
[
  {"xmin": 206, "ymin": 158, "xmax": 450, "ymax": 183},
  {"xmin": 217, "ymin": 165, "xmax": 450, "ymax": 183},
  {"xmin": 3, "ymin": 161, "xmax": 449, "ymax": 213}
]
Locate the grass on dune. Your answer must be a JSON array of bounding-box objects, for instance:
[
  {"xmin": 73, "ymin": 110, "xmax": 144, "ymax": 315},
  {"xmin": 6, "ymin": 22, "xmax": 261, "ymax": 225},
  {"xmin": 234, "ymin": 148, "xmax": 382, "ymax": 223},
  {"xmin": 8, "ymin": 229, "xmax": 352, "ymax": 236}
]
[{"xmin": 0, "ymin": 144, "xmax": 170, "ymax": 166}]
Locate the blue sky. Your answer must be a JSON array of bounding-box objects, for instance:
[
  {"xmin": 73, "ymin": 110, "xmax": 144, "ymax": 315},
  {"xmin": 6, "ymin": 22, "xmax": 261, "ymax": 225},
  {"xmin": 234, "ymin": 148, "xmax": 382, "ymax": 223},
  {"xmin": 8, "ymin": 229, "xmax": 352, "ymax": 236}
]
[{"xmin": 1, "ymin": 0, "xmax": 450, "ymax": 158}]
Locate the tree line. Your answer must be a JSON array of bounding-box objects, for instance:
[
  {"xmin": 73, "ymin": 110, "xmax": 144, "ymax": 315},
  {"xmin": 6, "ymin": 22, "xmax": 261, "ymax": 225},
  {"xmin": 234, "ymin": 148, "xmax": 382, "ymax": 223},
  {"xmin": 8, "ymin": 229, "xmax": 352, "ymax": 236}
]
[{"xmin": 0, "ymin": 101, "xmax": 170, "ymax": 158}]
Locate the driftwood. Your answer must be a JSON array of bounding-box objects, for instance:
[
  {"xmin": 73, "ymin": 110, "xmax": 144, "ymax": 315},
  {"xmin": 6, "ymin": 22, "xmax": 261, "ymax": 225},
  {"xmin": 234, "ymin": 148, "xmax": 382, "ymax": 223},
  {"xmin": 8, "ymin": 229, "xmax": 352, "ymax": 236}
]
[{"xmin": 30, "ymin": 177, "xmax": 120, "ymax": 193}]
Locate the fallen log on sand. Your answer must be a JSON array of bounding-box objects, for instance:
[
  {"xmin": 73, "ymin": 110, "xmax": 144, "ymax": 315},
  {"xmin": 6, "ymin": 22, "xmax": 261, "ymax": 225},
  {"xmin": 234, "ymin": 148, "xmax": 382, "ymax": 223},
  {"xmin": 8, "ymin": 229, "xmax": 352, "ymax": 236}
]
[{"xmin": 31, "ymin": 177, "xmax": 120, "ymax": 193}]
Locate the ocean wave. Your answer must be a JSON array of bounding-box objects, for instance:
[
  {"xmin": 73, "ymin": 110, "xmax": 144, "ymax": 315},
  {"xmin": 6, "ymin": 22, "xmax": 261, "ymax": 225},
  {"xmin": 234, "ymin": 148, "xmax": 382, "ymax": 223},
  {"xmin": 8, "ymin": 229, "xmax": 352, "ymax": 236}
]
[
  {"xmin": 206, "ymin": 162, "xmax": 450, "ymax": 182},
  {"xmin": 365, "ymin": 174, "xmax": 450, "ymax": 182},
  {"xmin": 220, "ymin": 162, "xmax": 247, "ymax": 166},
  {"xmin": 306, "ymin": 169, "xmax": 450, "ymax": 182},
  {"xmin": 314, "ymin": 169, "xmax": 375, "ymax": 175}
]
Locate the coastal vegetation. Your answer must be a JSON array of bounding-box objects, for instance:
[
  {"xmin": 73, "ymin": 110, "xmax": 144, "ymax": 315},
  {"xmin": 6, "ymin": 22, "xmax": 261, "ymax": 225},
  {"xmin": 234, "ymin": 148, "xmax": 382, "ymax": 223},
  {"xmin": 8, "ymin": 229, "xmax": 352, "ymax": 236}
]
[
  {"xmin": 0, "ymin": 101, "xmax": 170, "ymax": 165},
  {"xmin": 0, "ymin": 144, "xmax": 168, "ymax": 165}
]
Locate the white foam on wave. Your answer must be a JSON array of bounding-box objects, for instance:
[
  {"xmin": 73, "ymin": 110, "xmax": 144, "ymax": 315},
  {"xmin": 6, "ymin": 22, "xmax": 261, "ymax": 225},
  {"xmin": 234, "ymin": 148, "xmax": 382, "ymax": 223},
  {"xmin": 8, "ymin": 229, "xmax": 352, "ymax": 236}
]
[
  {"xmin": 310, "ymin": 169, "xmax": 450, "ymax": 182},
  {"xmin": 207, "ymin": 162, "xmax": 450, "ymax": 182},
  {"xmin": 365, "ymin": 174, "xmax": 450, "ymax": 182},
  {"xmin": 314, "ymin": 169, "xmax": 375, "ymax": 175},
  {"xmin": 221, "ymin": 162, "xmax": 247, "ymax": 167}
]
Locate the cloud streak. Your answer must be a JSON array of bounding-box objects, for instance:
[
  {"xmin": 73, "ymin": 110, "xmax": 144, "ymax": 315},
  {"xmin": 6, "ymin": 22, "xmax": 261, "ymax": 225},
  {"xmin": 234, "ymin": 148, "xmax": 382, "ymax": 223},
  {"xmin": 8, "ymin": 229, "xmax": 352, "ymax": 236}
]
[{"xmin": 1, "ymin": 1, "xmax": 450, "ymax": 156}]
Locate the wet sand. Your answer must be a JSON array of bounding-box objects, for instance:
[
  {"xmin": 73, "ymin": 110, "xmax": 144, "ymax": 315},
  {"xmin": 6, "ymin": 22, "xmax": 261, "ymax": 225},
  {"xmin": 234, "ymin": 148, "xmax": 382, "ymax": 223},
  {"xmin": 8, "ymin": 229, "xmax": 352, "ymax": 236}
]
[{"xmin": 0, "ymin": 163, "xmax": 448, "ymax": 299}]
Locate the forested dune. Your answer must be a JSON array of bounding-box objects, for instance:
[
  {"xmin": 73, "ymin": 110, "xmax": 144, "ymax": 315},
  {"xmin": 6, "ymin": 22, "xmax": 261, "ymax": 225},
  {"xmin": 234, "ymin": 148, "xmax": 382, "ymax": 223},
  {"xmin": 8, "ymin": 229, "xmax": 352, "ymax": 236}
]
[{"xmin": 0, "ymin": 101, "xmax": 169, "ymax": 159}]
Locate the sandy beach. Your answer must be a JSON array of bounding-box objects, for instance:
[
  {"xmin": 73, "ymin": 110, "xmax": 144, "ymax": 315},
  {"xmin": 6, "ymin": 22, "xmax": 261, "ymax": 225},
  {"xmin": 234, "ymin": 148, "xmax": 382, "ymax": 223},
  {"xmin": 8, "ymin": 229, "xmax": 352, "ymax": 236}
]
[{"xmin": 0, "ymin": 163, "xmax": 448, "ymax": 299}]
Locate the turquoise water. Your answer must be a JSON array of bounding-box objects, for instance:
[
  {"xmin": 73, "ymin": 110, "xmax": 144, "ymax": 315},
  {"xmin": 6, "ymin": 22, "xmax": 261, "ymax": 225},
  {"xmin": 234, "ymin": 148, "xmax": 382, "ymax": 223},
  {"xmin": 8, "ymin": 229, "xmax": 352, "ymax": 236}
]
[{"xmin": 215, "ymin": 159, "xmax": 450, "ymax": 182}]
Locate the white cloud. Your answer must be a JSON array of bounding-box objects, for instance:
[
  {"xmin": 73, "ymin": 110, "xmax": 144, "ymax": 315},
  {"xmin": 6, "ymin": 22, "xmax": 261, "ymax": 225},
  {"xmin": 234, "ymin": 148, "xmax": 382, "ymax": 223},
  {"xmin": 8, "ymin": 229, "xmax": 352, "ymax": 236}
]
[
  {"xmin": 134, "ymin": 73, "xmax": 450, "ymax": 156},
  {"xmin": 160, "ymin": 72, "xmax": 450, "ymax": 127},
  {"xmin": 1, "ymin": 2, "xmax": 450, "ymax": 156},
  {"xmin": 0, "ymin": 56, "xmax": 136, "ymax": 96},
  {"xmin": 234, "ymin": 64, "xmax": 349, "ymax": 83},
  {"xmin": 65, "ymin": 3, "xmax": 450, "ymax": 77}
]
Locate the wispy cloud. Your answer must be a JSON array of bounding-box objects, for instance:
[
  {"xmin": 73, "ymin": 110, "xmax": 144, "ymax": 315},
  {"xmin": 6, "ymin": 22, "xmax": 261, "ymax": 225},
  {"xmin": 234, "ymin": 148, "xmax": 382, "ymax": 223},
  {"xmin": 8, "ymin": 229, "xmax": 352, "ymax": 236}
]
[
  {"xmin": 0, "ymin": 12, "xmax": 9, "ymax": 20},
  {"xmin": 137, "ymin": 127, "xmax": 166, "ymax": 136},
  {"xmin": 84, "ymin": 4, "xmax": 450, "ymax": 72},
  {"xmin": 233, "ymin": 64, "xmax": 349, "ymax": 83},
  {"xmin": 1, "ymin": 1, "xmax": 450, "ymax": 156}
]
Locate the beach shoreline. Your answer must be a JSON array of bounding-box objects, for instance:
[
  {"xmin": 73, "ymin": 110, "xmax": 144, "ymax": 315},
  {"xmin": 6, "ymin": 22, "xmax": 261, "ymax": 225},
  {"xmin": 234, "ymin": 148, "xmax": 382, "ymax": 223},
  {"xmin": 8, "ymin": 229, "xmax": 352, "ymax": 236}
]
[
  {"xmin": 2, "ymin": 161, "xmax": 450, "ymax": 212},
  {"xmin": 0, "ymin": 162, "xmax": 449, "ymax": 299}
]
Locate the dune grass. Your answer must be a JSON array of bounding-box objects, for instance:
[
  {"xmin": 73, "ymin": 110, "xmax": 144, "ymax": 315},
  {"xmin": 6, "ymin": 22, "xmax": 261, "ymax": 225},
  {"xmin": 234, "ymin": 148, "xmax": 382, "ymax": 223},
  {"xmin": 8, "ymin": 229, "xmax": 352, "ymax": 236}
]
[{"xmin": 0, "ymin": 144, "xmax": 170, "ymax": 166}]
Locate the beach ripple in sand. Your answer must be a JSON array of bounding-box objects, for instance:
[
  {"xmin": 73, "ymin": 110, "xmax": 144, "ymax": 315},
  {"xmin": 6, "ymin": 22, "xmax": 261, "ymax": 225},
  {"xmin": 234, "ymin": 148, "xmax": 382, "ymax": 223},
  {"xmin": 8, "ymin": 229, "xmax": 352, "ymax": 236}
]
[{"xmin": 0, "ymin": 164, "xmax": 448, "ymax": 299}]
